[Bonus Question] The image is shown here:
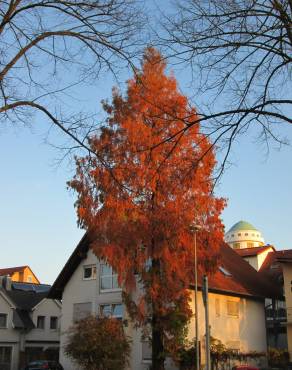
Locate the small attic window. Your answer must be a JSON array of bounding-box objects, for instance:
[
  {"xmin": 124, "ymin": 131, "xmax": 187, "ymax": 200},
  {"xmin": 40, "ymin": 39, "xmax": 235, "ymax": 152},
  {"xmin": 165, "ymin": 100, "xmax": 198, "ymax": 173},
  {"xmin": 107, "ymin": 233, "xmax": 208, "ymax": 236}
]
[
  {"xmin": 245, "ymin": 233, "xmax": 248, "ymax": 236},
  {"xmin": 219, "ymin": 266, "xmax": 232, "ymax": 277},
  {"xmin": 231, "ymin": 234, "xmax": 234, "ymax": 237},
  {"xmin": 238, "ymin": 233, "xmax": 241, "ymax": 236}
]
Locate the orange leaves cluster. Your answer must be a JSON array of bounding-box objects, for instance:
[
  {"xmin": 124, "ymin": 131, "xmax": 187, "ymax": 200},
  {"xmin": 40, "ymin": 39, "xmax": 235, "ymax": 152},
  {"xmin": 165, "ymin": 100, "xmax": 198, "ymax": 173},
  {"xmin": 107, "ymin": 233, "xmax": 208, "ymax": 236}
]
[
  {"xmin": 65, "ymin": 316, "xmax": 131, "ymax": 370},
  {"xmin": 69, "ymin": 47, "xmax": 225, "ymax": 348}
]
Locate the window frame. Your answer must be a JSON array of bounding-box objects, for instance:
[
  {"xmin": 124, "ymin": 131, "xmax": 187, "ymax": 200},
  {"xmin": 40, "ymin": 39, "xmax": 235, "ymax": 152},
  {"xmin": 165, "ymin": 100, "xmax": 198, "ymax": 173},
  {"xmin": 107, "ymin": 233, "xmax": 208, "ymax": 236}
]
[
  {"xmin": 36, "ymin": 315, "xmax": 45, "ymax": 329},
  {"xmin": 50, "ymin": 316, "xmax": 58, "ymax": 330},
  {"xmin": 83, "ymin": 264, "xmax": 97, "ymax": 280},
  {"xmin": 226, "ymin": 300, "xmax": 239, "ymax": 317},
  {"xmin": 0, "ymin": 313, "xmax": 8, "ymax": 329},
  {"xmin": 0, "ymin": 346, "xmax": 12, "ymax": 369},
  {"xmin": 141, "ymin": 340, "xmax": 152, "ymax": 363},
  {"xmin": 99, "ymin": 264, "xmax": 121, "ymax": 292},
  {"xmin": 99, "ymin": 303, "xmax": 123, "ymax": 319},
  {"xmin": 73, "ymin": 302, "xmax": 92, "ymax": 323}
]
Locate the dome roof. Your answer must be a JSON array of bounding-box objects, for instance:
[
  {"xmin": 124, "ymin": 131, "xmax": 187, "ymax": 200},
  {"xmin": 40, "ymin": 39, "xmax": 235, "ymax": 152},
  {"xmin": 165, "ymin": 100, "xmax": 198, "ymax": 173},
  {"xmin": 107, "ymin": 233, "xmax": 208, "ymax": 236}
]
[{"xmin": 227, "ymin": 220, "xmax": 258, "ymax": 233}]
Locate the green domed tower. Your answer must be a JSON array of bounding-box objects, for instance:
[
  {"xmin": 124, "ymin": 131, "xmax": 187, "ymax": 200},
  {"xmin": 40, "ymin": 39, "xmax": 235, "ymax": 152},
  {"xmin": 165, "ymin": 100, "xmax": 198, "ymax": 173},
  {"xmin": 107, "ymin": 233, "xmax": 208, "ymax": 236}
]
[{"xmin": 224, "ymin": 220, "xmax": 265, "ymax": 249}]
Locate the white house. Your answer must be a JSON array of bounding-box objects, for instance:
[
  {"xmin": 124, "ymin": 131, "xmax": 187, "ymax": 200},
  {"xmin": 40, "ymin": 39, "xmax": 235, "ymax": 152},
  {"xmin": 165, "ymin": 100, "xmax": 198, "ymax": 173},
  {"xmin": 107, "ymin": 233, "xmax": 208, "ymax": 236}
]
[
  {"xmin": 0, "ymin": 277, "xmax": 61, "ymax": 370},
  {"xmin": 49, "ymin": 233, "xmax": 280, "ymax": 370}
]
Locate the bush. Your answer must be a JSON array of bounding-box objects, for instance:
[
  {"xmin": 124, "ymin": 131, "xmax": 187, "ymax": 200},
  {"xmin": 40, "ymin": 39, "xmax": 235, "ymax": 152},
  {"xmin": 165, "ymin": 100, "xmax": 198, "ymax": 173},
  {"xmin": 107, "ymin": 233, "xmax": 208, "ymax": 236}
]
[
  {"xmin": 64, "ymin": 316, "xmax": 131, "ymax": 370},
  {"xmin": 268, "ymin": 347, "xmax": 289, "ymax": 368}
]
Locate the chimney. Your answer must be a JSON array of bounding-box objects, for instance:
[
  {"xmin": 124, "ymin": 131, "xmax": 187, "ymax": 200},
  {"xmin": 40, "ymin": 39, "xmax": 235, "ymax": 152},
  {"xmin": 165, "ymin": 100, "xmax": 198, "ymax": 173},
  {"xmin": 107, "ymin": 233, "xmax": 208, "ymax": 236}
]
[{"xmin": 3, "ymin": 276, "xmax": 12, "ymax": 291}]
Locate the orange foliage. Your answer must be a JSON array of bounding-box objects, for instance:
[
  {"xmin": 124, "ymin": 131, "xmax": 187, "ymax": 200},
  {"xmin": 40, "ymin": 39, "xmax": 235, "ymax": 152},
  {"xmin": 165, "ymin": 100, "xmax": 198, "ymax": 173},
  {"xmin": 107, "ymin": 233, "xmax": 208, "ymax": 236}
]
[{"xmin": 70, "ymin": 47, "xmax": 225, "ymax": 358}]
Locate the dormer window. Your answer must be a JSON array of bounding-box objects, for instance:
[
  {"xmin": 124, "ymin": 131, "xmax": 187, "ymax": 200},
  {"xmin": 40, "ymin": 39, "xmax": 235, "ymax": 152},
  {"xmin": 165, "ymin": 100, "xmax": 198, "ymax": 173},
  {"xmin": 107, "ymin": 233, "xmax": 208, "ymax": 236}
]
[
  {"xmin": 36, "ymin": 315, "xmax": 45, "ymax": 329},
  {"xmin": 219, "ymin": 266, "xmax": 232, "ymax": 277},
  {"xmin": 0, "ymin": 314, "xmax": 7, "ymax": 328},
  {"xmin": 83, "ymin": 265, "xmax": 97, "ymax": 280}
]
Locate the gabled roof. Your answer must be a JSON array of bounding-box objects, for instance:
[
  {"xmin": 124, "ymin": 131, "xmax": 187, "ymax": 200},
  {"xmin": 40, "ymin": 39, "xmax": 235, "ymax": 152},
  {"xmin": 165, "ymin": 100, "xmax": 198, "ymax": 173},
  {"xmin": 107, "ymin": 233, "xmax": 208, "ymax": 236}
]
[
  {"xmin": 197, "ymin": 243, "xmax": 281, "ymax": 299},
  {"xmin": 258, "ymin": 249, "xmax": 292, "ymax": 286},
  {"xmin": 0, "ymin": 266, "xmax": 40, "ymax": 284},
  {"xmin": 48, "ymin": 233, "xmax": 89, "ymax": 299},
  {"xmin": 0, "ymin": 283, "xmax": 56, "ymax": 331},
  {"xmin": 5, "ymin": 290, "xmax": 48, "ymax": 310},
  {"xmin": 13, "ymin": 309, "xmax": 35, "ymax": 330},
  {"xmin": 49, "ymin": 233, "xmax": 281, "ymax": 300},
  {"xmin": 0, "ymin": 266, "xmax": 28, "ymax": 275},
  {"xmin": 276, "ymin": 250, "xmax": 292, "ymax": 262},
  {"xmin": 235, "ymin": 245, "xmax": 275, "ymax": 258}
]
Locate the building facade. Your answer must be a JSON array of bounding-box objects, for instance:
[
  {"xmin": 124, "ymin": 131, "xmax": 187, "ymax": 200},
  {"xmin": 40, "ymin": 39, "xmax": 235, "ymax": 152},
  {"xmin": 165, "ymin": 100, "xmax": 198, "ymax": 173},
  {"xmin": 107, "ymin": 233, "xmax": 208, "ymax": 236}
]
[
  {"xmin": 0, "ymin": 266, "xmax": 40, "ymax": 284},
  {"xmin": 0, "ymin": 278, "xmax": 61, "ymax": 370},
  {"xmin": 50, "ymin": 233, "xmax": 277, "ymax": 370}
]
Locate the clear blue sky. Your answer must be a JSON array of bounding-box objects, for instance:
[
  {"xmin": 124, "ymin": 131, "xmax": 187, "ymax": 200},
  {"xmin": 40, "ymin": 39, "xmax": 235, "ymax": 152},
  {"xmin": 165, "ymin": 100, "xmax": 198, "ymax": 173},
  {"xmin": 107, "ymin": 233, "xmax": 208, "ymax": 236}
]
[{"xmin": 1, "ymin": 64, "xmax": 291, "ymax": 284}]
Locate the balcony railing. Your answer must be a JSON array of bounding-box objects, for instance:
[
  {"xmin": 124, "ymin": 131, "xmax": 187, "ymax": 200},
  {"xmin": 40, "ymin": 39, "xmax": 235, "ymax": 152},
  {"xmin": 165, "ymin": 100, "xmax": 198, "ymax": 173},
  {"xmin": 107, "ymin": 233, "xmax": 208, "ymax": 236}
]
[
  {"xmin": 266, "ymin": 307, "xmax": 287, "ymax": 322},
  {"xmin": 286, "ymin": 307, "xmax": 292, "ymax": 323}
]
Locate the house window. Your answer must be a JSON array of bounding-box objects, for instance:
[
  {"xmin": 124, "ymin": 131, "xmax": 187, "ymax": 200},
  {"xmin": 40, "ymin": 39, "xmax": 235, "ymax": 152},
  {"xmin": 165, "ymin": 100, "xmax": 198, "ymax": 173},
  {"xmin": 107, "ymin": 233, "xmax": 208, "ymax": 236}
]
[
  {"xmin": 83, "ymin": 265, "xmax": 96, "ymax": 280},
  {"xmin": 227, "ymin": 341, "xmax": 240, "ymax": 353},
  {"xmin": 37, "ymin": 316, "xmax": 45, "ymax": 329},
  {"xmin": 0, "ymin": 346, "xmax": 12, "ymax": 370},
  {"xmin": 247, "ymin": 242, "xmax": 254, "ymax": 248},
  {"xmin": 100, "ymin": 303, "xmax": 123, "ymax": 319},
  {"xmin": 142, "ymin": 341, "xmax": 152, "ymax": 362},
  {"xmin": 215, "ymin": 298, "xmax": 220, "ymax": 317},
  {"xmin": 233, "ymin": 243, "xmax": 240, "ymax": 249},
  {"xmin": 227, "ymin": 301, "xmax": 239, "ymax": 317},
  {"xmin": 73, "ymin": 302, "xmax": 92, "ymax": 323},
  {"xmin": 0, "ymin": 314, "xmax": 7, "ymax": 328},
  {"xmin": 27, "ymin": 275, "xmax": 32, "ymax": 283},
  {"xmin": 50, "ymin": 316, "xmax": 58, "ymax": 330},
  {"xmin": 100, "ymin": 264, "xmax": 120, "ymax": 291}
]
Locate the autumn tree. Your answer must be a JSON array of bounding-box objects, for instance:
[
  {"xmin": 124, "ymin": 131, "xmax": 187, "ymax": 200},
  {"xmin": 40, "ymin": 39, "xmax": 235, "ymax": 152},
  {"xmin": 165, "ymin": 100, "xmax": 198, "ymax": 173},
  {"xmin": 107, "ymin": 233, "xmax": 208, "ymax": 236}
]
[
  {"xmin": 64, "ymin": 316, "xmax": 131, "ymax": 370},
  {"xmin": 159, "ymin": 0, "xmax": 292, "ymax": 179},
  {"xmin": 69, "ymin": 48, "xmax": 225, "ymax": 370},
  {"xmin": 0, "ymin": 0, "xmax": 144, "ymax": 151}
]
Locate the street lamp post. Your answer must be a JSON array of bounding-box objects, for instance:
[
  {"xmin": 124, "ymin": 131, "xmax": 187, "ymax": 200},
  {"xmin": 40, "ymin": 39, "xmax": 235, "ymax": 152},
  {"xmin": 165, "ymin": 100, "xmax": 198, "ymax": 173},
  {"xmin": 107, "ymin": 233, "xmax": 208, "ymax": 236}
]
[{"xmin": 192, "ymin": 224, "xmax": 201, "ymax": 370}]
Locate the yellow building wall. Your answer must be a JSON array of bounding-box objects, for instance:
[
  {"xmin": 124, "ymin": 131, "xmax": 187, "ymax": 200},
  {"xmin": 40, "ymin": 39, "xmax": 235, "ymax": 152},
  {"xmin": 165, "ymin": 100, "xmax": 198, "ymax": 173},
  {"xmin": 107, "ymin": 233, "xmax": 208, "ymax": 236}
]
[
  {"xmin": 188, "ymin": 290, "xmax": 267, "ymax": 365},
  {"xmin": 11, "ymin": 267, "xmax": 39, "ymax": 284},
  {"xmin": 281, "ymin": 263, "xmax": 292, "ymax": 358}
]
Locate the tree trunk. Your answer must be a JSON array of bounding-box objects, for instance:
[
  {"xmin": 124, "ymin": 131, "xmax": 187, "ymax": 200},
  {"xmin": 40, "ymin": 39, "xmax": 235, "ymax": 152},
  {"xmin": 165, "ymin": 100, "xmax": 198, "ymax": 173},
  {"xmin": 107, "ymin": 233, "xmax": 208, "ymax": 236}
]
[
  {"xmin": 152, "ymin": 312, "xmax": 165, "ymax": 370},
  {"xmin": 151, "ymin": 257, "xmax": 165, "ymax": 370}
]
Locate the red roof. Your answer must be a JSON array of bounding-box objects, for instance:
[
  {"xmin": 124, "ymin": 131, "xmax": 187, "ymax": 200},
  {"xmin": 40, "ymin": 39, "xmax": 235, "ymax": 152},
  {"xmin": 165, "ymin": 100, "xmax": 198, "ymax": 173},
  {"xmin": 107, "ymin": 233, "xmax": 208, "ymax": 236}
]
[
  {"xmin": 0, "ymin": 266, "xmax": 28, "ymax": 276},
  {"xmin": 198, "ymin": 243, "xmax": 280, "ymax": 299},
  {"xmin": 276, "ymin": 250, "xmax": 292, "ymax": 262},
  {"xmin": 258, "ymin": 251, "xmax": 283, "ymax": 286},
  {"xmin": 235, "ymin": 245, "xmax": 274, "ymax": 258},
  {"xmin": 49, "ymin": 234, "xmax": 281, "ymax": 300}
]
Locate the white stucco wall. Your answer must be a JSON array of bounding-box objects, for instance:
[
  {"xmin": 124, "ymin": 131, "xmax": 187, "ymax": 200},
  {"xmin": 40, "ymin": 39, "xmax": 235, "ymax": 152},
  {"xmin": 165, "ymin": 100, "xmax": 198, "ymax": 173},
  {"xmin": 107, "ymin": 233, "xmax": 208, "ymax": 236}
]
[
  {"xmin": 0, "ymin": 290, "xmax": 61, "ymax": 370},
  {"xmin": 59, "ymin": 250, "xmax": 268, "ymax": 370},
  {"xmin": 0, "ymin": 292, "xmax": 20, "ymax": 370},
  {"xmin": 60, "ymin": 250, "xmax": 125, "ymax": 370},
  {"xmin": 26, "ymin": 298, "xmax": 61, "ymax": 345}
]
